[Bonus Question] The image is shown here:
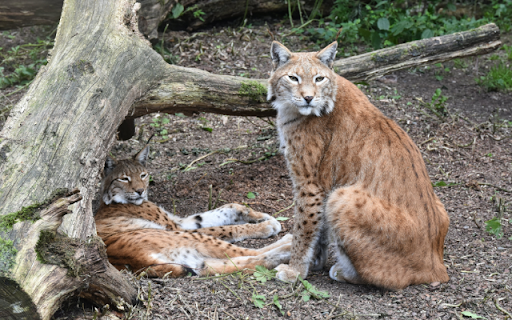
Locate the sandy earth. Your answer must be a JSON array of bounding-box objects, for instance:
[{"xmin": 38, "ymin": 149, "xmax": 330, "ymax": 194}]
[{"xmin": 1, "ymin": 18, "xmax": 511, "ymax": 320}]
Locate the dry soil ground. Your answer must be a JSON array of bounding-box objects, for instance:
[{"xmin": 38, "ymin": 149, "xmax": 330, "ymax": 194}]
[{"xmin": 1, "ymin": 18, "xmax": 511, "ymax": 320}]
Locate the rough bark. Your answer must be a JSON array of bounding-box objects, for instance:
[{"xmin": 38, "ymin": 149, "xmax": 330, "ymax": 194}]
[
  {"xmin": 129, "ymin": 23, "xmax": 501, "ymax": 118},
  {"xmin": 0, "ymin": 0, "xmax": 162, "ymax": 318}
]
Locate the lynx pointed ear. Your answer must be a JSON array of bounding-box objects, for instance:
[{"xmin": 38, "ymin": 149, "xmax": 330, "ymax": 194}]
[
  {"xmin": 316, "ymin": 41, "xmax": 338, "ymax": 68},
  {"xmin": 104, "ymin": 156, "xmax": 117, "ymax": 176},
  {"xmin": 134, "ymin": 145, "xmax": 149, "ymax": 166},
  {"xmin": 271, "ymin": 41, "xmax": 292, "ymax": 70}
]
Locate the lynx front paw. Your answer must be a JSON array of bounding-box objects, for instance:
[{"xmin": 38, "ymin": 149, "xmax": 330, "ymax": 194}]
[
  {"xmin": 262, "ymin": 218, "xmax": 282, "ymax": 237},
  {"xmin": 275, "ymin": 264, "xmax": 301, "ymax": 282}
]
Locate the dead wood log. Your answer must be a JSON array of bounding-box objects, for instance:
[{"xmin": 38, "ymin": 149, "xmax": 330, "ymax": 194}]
[
  {"xmin": 129, "ymin": 23, "xmax": 501, "ymax": 118},
  {"xmin": 0, "ymin": 0, "xmax": 159, "ymax": 318},
  {"xmin": 0, "ymin": 0, "xmax": 315, "ymax": 40}
]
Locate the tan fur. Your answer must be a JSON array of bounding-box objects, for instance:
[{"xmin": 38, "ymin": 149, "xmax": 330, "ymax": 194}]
[
  {"xmin": 95, "ymin": 147, "xmax": 291, "ymax": 277},
  {"xmin": 268, "ymin": 41, "xmax": 449, "ymax": 290}
]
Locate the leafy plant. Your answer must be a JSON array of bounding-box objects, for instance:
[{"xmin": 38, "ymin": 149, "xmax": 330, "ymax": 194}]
[
  {"xmin": 427, "ymin": 88, "xmax": 449, "ymax": 120},
  {"xmin": 0, "ymin": 36, "xmax": 53, "ymax": 89},
  {"xmin": 298, "ymin": 277, "xmax": 330, "ymax": 301},
  {"xmin": 485, "ymin": 195, "xmax": 509, "ymax": 240},
  {"xmin": 300, "ymin": 0, "xmax": 499, "ymax": 50},
  {"xmin": 150, "ymin": 115, "xmax": 171, "ymax": 139},
  {"xmin": 251, "ymin": 293, "xmax": 266, "ymax": 308},
  {"xmin": 246, "ymin": 192, "xmax": 256, "ymax": 199},
  {"xmin": 476, "ymin": 62, "xmax": 512, "ymax": 92},
  {"xmin": 253, "ymin": 265, "xmax": 276, "ymax": 284}
]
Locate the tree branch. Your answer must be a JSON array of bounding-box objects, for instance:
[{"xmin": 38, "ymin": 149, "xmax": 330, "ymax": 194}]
[{"xmin": 131, "ymin": 23, "xmax": 500, "ymax": 118}]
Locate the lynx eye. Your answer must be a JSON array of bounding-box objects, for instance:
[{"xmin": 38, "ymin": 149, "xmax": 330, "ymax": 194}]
[
  {"xmin": 141, "ymin": 173, "xmax": 148, "ymax": 179},
  {"xmin": 288, "ymin": 75, "xmax": 299, "ymax": 82},
  {"xmin": 315, "ymin": 76, "xmax": 325, "ymax": 82},
  {"xmin": 118, "ymin": 177, "xmax": 130, "ymax": 183}
]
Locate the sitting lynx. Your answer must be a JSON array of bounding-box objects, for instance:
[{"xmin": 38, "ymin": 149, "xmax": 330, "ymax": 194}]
[
  {"xmin": 268, "ymin": 41, "xmax": 450, "ymax": 290},
  {"xmin": 95, "ymin": 146, "xmax": 291, "ymax": 277}
]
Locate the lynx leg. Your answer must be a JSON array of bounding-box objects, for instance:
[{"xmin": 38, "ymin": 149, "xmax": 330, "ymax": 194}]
[
  {"xmin": 310, "ymin": 224, "xmax": 329, "ymax": 271},
  {"xmin": 329, "ymin": 240, "xmax": 364, "ymax": 285},
  {"xmin": 195, "ymin": 218, "xmax": 281, "ymax": 242},
  {"xmin": 178, "ymin": 204, "xmax": 275, "ymax": 229},
  {"xmin": 199, "ymin": 245, "xmax": 291, "ymax": 276},
  {"xmin": 276, "ymin": 184, "xmax": 325, "ymax": 282},
  {"xmin": 326, "ymin": 186, "xmax": 449, "ymax": 290}
]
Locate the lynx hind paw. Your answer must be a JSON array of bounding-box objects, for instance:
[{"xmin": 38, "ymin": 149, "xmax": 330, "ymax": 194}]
[
  {"xmin": 241, "ymin": 206, "xmax": 273, "ymax": 223},
  {"xmin": 263, "ymin": 247, "xmax": 291, "ymax": 268},
  {"xmin": 275, "ymin": 264, "xmax": 301, "ymax": 283}
]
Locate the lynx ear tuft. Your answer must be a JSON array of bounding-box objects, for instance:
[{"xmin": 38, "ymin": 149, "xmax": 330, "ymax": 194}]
[
  {"xmin": 134, "ymin": 145, "xmax": 150, "ymax": 166},
  {"xmin": 316, "ymin": 41, "xmax": 338, "ymax": 68},
  {"xmin": 271, "ymin": 41, "xmax": 292, "ymax": 70},
  {"xmin": 104, "ymin": 156, "xmax": 117, "ymax": 176}
]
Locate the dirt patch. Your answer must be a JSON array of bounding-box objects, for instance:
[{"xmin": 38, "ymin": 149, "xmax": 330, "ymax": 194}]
[{"xmin": 2, "ymin": 21, "xmax": 512, "ymax": 320}]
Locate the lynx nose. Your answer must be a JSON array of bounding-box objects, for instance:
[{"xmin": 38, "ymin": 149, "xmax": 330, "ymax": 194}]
[
  {"xmin": 304, "ymin": 96, "xmax": 313, "ymax": 104},
  {"xmin": 135, "ymin": 188, "xmax": 145, "ymax": 195}
]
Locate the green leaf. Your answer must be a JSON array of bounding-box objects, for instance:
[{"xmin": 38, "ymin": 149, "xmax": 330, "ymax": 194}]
[
  {"xmin": 202, "ymin": 127, "xmax": 213, "ymax": 133},
  {"xmin": 172, "ymin": 3, "xmax": 184, "ymax": 19},
  {"xmin": 272, "ymin": 295, "xmax": 284, "ymax": 315},
  {"xmin": 371, "ymin": 31, "xmax": 382, "ymax": 49},
  {"xmin": 433, "ymin": 181, "xmax": 447, "ymax": 187},
  {"xmin": 161, "ymin": 117, "xmax": 170, "ymax": 124},
  {"xmin": 421, "ymin": 29, "xmax": 434, "ymax": 39},
  {"xmin": 247, "ymin": 192, "xmax": 256, "ymax": 199},
  {"xmin": 254, "ymin": 265, "xmax": 277, "ymax": 283},
  {"xmin": 377, "ymin": 17, "xmax": 390, "ymax": 31},
  {"xmin": 447, "ymin": 3, "xmax": 457, "ymax": 11},
  {"xmin": 160, "ymin": 129, "xmax": 168, "ymax": 135},
  {"xmin": 175, "ymin": 113, "xmax": 187, "ymax": 118},
  {"xmin": 252, "ymin": 293, "xmax": 266, "ymax": 308},
  {"xmin": 485, "ymin": 217, "xmax": 503, "ymax": 239},
  {"xmin": 461, "ymin": 311, "xmax": 485, "ymax": 319},
  {"xmin": 276, "ymin": 217, "xmax": 289, "ymax": 221}
]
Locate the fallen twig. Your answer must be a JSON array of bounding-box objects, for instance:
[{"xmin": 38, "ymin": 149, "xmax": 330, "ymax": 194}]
[
  {"xmin": 477, "ymin": 182, "xmax": 511, "ymax": 193},
  {"xmin": 456, "ymin": 137, "xmax": 476, "ymax": 148},
  {"xmin": 273, "ymin": 201, "xmax": 295, "ymax": 217},
  {"xmin": 494, "ymin": 296, "xmax": 512, "ymax": 318},
  {"xmin": 183, "ymin": 150, "xmax": 219, "ymax": 171}
]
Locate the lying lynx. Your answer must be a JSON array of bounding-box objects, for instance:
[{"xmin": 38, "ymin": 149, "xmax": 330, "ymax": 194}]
[
  {"xmin": 268, "ymin": 41, "xmax": 450, "ymax": 290},
  {"xmin": 95, "ymin": 146, "xmax": 291, "ymax": 277}
]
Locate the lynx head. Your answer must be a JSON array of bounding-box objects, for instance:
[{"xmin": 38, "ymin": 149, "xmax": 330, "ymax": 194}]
[
  {"xmin": 101, "ymin": 146, "xmax": 150, "ymax": 205},
  {"xmin": 268, "ymin": 41, "xmax": 338, "ymax": 117}
]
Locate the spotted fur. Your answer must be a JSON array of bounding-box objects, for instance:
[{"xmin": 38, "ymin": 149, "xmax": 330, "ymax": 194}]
[
  {"xmin": 95, "ymin": 147, "xmax": 291, "ymax": 277},
  {"xmin": 268, "ymin": 41, "xmax": 450, "ymax": 290}
]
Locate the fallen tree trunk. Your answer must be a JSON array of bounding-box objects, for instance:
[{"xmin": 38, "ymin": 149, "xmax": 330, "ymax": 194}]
[
  {"xmin": 129, "ymin": 23, "xmax": 501, "ymax": 118},
  {"xmin": 0, "ymin": 0, "xmax": 164, "ymax": 318},
  {"xmin": 0, "ymin": 0, "xmax": 316, "ymax": 39}
]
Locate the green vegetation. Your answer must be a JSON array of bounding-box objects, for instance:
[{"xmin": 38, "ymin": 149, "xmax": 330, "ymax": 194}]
[
  {"xmin": 0, "ymin": 31, "xmax": 54, "ymax": 89},
  {"xmin": 485, "ymin": 195, "xmax": 510, "ymax": 240},
  {"xmin": 0, "ymin": 238, "xmax": 17, "ymax": 274},
  {"xmin": 427, "ymin": 88, "xmax": 449, "ymax": 120},
  {"xmin": 239, "ymin": 80, "xmax": 267, "ymax": 102},
  {"xmin": 285, "ymin": 0, "xmax": 512, "ymax": 55},
  {"xmin": 150, "ymin": 115, "xmax": 171, "ymax": 139},
  {"xmin": 0, "ymin": 203, "xmax": 42, "ymax": 231},
  {"xmin": 476, "ymin": 62, "xmax": 512, "ymax": 91}
]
